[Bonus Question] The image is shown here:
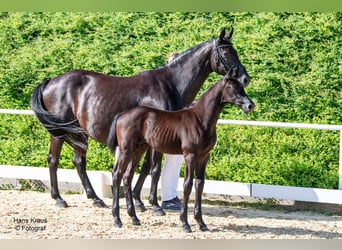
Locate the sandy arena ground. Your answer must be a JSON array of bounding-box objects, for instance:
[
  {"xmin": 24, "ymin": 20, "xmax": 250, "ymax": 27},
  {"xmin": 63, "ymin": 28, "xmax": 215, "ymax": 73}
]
[{"xmin": 0, "ymin": 190, "xmax": 341, "ymax": 239}]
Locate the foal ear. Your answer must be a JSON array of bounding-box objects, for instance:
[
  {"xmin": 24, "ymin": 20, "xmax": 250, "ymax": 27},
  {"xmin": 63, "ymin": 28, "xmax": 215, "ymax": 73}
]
[
  {"xmin": 225, "ymin": 27, "xmax": 234, "ymax": 40},
  {"xmin": 223, "ymin": 76, "xmax": 232, "ymax": 88},
  {"xmin": 223, "ymin": 76, "xmax": 233, "ymax": 88},
  {"xmin": 219, "ymin": 28, "xmax": 226, "ymax": 41}
]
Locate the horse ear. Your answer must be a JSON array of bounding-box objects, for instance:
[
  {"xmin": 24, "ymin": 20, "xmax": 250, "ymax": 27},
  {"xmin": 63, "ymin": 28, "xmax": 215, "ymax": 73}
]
[
  {"xmin": 219, "ymin": 28, "xmax": 226, "ymax": 41},
  {"xmin": 221, "ymin": 78, "xmax": 233, "ymax": 103},
  {"xmin": 223, "ymin": 76, "xmax": 231, "ymax": 86},
  {"xmin": 225, "ymin": 27, "xmax": 234, "ymax": 40}
]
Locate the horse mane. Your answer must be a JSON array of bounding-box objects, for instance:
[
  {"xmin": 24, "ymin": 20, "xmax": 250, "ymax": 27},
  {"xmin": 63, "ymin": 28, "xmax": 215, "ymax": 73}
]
[{"xmin": 166, "ymin": 39, "xmax": 212, "ymax": 67}]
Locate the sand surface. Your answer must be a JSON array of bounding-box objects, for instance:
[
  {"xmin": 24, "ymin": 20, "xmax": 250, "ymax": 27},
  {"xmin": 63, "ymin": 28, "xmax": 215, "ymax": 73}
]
[{"xmin": 1, "ymin": 190, "xmax": 341, "ymax": 239}]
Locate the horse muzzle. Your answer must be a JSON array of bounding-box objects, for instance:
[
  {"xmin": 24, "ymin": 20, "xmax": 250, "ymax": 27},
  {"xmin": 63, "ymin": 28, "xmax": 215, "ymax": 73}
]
[{"xmin": 242, "ymin": 101, "xmax": 255, "ymax": 114}]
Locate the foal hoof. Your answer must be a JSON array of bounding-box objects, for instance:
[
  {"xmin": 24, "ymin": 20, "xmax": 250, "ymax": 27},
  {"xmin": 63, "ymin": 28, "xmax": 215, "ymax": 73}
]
[
  {"xmin": 135, "ymin": 200, "xmax": 147, "ymax": 212},
  {"xmin": 152, "ymin": 207, "xmax": 166, "ymax": 216},
  {"xmin": 132, "ymin": 217, "xmax": 141, "ymax": 226},
  {"xmin": 114, "ymin": 223, "xmax": 122, "ymax": 228},
  {"xmin": 114, "ymin": 218, "xmax": 123, "ymax": 228},
  {"xmin": 55, "ymin": 200, "xmax": 68, "ymax": 208},
  {"xmin": 183, "ymin": 224, "xmax": 192, "ymax": 233},
  {"xmin": 199, "ymin": 224, "xmax": 209, "ymax": 232},
  {"xmin": 93, "ymin": 198, "xmax": 107, "ymax": 208}
]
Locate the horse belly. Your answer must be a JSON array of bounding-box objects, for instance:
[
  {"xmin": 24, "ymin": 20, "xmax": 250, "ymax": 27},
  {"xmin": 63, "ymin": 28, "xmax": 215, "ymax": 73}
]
[
  {"xmin": 75, "ymin": 81, "xmax": 139, "ymax": 144},
  {"xmin": 145, "ymin": 127, "xmax": 183, "ymax": 155},
  {"xmin": 153, "ymin": 143, "xmax": 183, "ymax": 155}
]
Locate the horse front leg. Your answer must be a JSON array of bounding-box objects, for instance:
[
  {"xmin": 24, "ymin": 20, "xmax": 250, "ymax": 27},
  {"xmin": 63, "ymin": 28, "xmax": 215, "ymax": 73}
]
[
  {"xmin": 180, "ymin": 154, "xmax": 195, "ymax": 233},
  {"xmin": 194, "ymin": 155, "xmax": 209, "ymax": 231},
  {"xmin": 132, "ymin": 148, "xmax": 152, "ymax": 212},
  {"xmin": 193, "ymin": 179, "xmax": 208, "ymax": 231},
  {"xmin": 149, "ymin": 149, "xmax": 165, "ymax": 216},
  {"xmin": 72, "ymin": 135, "xmax": 106, "ymax": 208},
  {"xmin": 194, "ymin": 156, "xmax": 209, "ymax": 232},
  {"xmin": 47, "ymin": 136, "xmax": 68, "ymax": 208}
]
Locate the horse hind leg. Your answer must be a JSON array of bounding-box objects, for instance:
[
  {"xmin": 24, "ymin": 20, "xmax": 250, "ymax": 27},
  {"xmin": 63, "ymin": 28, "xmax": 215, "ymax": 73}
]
[
  {"xmin": 112, "ymin": 161, "xmax": 123, "ymax": 228},
  {"xmin": 149, "ymin": 149, "xmax": 165, "ymax": 216},
  {"xmin": 123, "ymin": 156, "xmax": 142, "ymax": 226},
  {"xmin": 132, "ymin": 148, "xmax": 165, "ymax": 215},
  {"xmin": 132, "ymin": 148, "xmax": 152, "ymax": 212},
  {"xmin": 71, "ymin": 135, "xmax": 107, "ymax": 208},
  {"xmin": 47, "ymin": 136, "xmax": 68, "ymax": 208},
  {"xmin": 112, "ymin": 150, "xmax": 142, "ymax": 228}
]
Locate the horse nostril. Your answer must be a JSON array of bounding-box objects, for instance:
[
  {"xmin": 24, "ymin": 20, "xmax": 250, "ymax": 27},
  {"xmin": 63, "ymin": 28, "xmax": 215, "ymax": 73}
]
[{"xmin": 248, "ymin": 103, "xmax": 255, "ymax": 111}]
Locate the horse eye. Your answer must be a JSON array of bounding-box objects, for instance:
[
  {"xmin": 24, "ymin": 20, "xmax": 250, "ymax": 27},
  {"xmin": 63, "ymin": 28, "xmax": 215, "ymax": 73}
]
[
  {"xmin": 233, "ymin": 68, "xmax": 239, "ymax": 77},
  {"xmin": 223, "ymin": 51, "xmax": 230, "ymax": 56}
]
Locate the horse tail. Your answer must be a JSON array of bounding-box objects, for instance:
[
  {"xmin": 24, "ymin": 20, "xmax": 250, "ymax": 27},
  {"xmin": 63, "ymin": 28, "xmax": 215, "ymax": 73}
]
[
  {"xmin": 107, "ymin": 113, "xmax": 121, "ymax": 156},
  {"xmin": 30, "ymin": 79, "xmax": 87, "ymax": 150}
]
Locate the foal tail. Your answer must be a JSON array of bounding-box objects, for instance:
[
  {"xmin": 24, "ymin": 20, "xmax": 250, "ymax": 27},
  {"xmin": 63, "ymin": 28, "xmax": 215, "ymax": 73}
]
[
  {"xmin": 30, "ymin": 80, "xmax": 87, "ymax": 150},
  {"xmin": 107, "ymin": 113, "xmax": 120, "ymax": 156}
]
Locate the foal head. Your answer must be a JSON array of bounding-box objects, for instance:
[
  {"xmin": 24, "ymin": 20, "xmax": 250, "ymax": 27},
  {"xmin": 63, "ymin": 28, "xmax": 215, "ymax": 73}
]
[{"xmin": 220, "ymin": 77, "xmax": 255, "ymax": 114}]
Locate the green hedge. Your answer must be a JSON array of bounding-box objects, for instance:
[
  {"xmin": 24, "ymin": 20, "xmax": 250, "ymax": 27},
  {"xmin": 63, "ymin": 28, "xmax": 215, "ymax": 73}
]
[{"xmin": 0, "ymin": 12, "xmax": 341, "ymax": 189}]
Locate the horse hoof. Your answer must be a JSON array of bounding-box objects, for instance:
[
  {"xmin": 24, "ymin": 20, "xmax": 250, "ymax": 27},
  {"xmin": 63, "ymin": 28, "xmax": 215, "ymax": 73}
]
[
  {"xmin": 183, "ymin": 225, "xmax": 192, "ymax": 233},
  {"xmin": 135, "ymin": 201, "xmax": 147, "ymax": 212},
  {"xmin": 93, "ymin": 199, "xmax": 107, "ymax": 208},
  {"xmin": 200, "ymin": 225, "xmax": 209, "ymax": 232},
  {"xmin": 132, "ymin": 218, "xmax": 141, "ymax": 226},
  {"xmin": 152, "ymin": 207, "xmax": 166, "ymax": 216},
  {"xmin": 55, "ymin": 200, "xmax": 68, "ymax": 208},
  {"xmin": 114, "ymin": 219, "xmax": 122, "ymax": 228},
  {"xmin": 114, "ymin": 223, "xmax": 122, "ymax": 228}
]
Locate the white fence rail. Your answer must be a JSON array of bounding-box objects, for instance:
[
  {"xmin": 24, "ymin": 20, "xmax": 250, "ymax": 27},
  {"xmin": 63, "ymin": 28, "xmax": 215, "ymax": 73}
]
[{"xmin": 1, "ymin": 109, "xmax": 342, "ymax": 204}]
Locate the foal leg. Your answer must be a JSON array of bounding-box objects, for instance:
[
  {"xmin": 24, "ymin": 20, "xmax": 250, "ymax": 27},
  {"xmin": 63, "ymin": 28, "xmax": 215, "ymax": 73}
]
[
  {"xmin": 149, "ymin": 149, "xmax": 165, "ymax": 216},
  {"xmin": 112, "ymin": 161, "xmax": 124, "ymax": 228},
  {"xmin": 132, "ymin": 148, "xmax": 151, "ymax": 212},
  {"xmin": 72, "ymin": 136, "xmax": 106, "ymax": 207},
  {"xmin": 180, "ymin": 154, "xmax": 195, "ymax": 233},
  {"xmin": 194, "ymin": 157, "xmax": 209, "ymax": 232},
  {"xmin": 123, "ymin": 157, "xmax": 142, "ymax": 226},
  {"xmin": 47, "ymin": 136, "xmax": 68, "ymax": 208}
]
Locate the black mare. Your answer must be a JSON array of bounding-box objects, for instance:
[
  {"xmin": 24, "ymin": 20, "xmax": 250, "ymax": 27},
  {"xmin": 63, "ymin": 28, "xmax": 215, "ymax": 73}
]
[
  {"xmin": 107, "ymin": 75, "xmax": 255, "ymax": 232},
  {"xmin": 30, "ymin": 28, "xmax": 250, "ymax": 215}
]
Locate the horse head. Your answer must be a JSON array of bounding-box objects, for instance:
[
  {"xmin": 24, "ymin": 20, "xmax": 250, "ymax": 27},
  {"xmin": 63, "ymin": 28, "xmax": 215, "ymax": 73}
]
[
  {"xmin": 211, "ymin": 28, "xmax": 250, "ymax": 88},
  {"xmin": 221, "ymin": 76, "xmax": 255, "ymax": 114}
]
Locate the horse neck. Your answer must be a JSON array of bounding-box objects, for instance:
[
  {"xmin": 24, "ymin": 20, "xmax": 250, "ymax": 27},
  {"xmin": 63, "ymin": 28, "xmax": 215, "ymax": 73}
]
[
  {"xmin": 166, "ymin": 40, "xmax": 213, "ymax": 106},
  {"xmin": 192, "ymin": 80, "xmax": 225, "ymax": 133}
]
